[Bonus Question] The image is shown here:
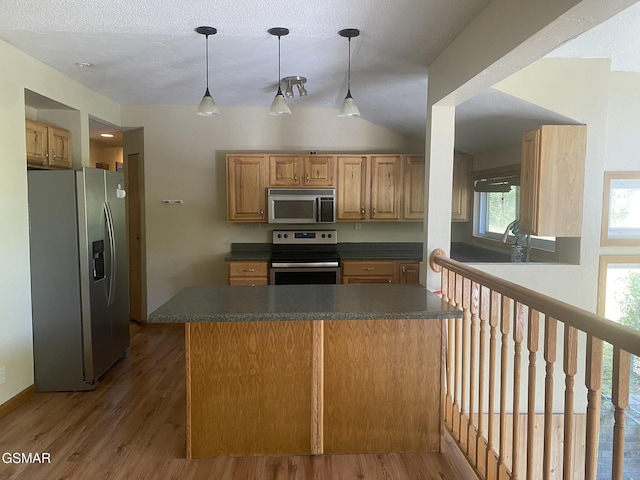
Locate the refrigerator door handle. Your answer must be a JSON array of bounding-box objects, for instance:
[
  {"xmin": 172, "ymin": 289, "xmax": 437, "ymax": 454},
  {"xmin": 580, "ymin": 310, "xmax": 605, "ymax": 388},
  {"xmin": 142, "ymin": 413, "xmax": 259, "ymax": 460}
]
[{"xmin": 103, "ymin": 202, "xmax": 117, "ymax": 306}]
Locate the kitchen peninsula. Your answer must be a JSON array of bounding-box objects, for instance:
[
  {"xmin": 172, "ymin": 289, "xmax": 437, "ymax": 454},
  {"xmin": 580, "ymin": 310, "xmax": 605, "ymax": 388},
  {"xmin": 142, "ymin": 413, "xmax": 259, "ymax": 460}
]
[{"xmin": 149, "ymin": 284, "xmax": 461, "ymax": 458}]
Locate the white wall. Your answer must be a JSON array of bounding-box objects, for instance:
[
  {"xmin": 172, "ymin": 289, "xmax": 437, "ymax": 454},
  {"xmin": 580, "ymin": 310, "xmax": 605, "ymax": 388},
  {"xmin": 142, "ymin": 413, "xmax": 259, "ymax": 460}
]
[
  {"xmin": 121, "ymin": 105, "xmax": 425, "ymax": 313},
  {"xmin": 0, "ymin": 38, "xmax": 121, "ymax": 405}
]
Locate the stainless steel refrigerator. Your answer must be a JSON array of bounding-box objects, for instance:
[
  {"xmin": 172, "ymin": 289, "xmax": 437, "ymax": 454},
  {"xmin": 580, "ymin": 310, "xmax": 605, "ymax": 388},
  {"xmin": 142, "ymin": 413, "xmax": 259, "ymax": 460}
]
[{"xmin": 28, "ymin": 167, "xmax": 130, "ymax": 391}]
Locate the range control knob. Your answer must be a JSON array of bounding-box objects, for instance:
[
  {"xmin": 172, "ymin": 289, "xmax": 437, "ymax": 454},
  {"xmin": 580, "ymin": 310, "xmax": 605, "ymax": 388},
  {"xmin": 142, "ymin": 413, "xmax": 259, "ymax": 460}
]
[
  {"xmin": 321, "ymin": 234, "xmax": 326, "ymax": 238},
  {"xmin": 328, "ymin": 233, "xmax": 333, "ymax": 238},
  {"xmin": 277, "ymin": 233, "xmax": 282, "ymax": 238},
  {"xmin": 284, "ymin": 234, "xmax": 288, "ymax": 238}
]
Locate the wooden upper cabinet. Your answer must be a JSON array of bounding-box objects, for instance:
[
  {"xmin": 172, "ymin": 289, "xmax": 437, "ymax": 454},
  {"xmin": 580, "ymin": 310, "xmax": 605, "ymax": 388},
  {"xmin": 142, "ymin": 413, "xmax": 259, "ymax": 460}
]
[
  {"xmin": 403, "ymin": 155, "xmax": 425, "ymax": 220},
  {"xmin": 26, "ymin": 119, "xmax": 72, "ymax": 169},
  {"xmin": 269, "ymin": 155, "xmax": 302, "ymax": 186},
  {"xmin": 451, "ymin": 153, "xmax": 472, "ymax": 222},
  {"xmin": 519, "ymin": 125, "xmax": 587, "ymax": 236},
  {"xmin": 370, "ymin": 155, "xmax": 402, "ymax": 220},
  {"xmin": 269, "ymin": 154, "xmax": 336, "ymax": 187},
  {"xmin": 227, "ymin": 155, "xmax": 268, "ymax": 222},
  {"xmin": 337, "ymin": 155, "xmax": 369, "ymax": 221},
  {"xmin": 303, "ymin": 155, "xmax": 335, "ymax": 186},
  {"xmin": 26, "ymin": 119, "xmax": 49, "ymax": 167},
  {"xmin": 47, "ymin": 126, "xmax": 72, "ymax": 169}
]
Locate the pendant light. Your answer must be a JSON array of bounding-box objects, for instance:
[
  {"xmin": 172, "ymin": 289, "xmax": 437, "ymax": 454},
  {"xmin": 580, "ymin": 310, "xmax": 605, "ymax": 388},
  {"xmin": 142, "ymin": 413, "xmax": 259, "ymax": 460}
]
[
  {"xmin": 268, "ymin": 27, "xmax": 291, "ymax": 116},
  {"xmin": 338, "ymin": 28, "xmax": 360, "ymax": 117},
  {"xmin": 196, "ymin": 26, "xmax": 220, "ymax": 116}
]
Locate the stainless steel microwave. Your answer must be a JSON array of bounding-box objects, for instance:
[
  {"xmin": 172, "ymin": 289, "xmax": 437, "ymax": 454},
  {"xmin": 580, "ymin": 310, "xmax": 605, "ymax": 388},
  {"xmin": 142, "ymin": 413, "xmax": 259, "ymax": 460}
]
[{"xmin": 267, "ymin": 188, "xmax": 336, "ymax": 224}]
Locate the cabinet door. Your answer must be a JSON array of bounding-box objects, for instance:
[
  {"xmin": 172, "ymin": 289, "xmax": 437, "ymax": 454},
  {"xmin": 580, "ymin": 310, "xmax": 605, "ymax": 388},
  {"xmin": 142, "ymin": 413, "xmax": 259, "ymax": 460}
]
[
  {"xmin": 337, "ymin": 156, "xmax": 369, "ymax": 221},
  {"xmin": 227, "ymin": 155, "xmax": 268, "ymax": 222},
  {"xmin": 25, "ymin": 119, "xmax": 48, "ymax": 167},
  {"xmin": 519, "ymin": 129, "xmax": 540, "ymax": 234},
  {"xmin": 397, "ymin": 261, "xmax": 420, "ymax": 284},
  {"xmin": 370, "ymin": 155, "xmax": 402, "ymax": 220},
  {"xmin": 47, "ymin": 126, "xmax": 72, "ymax": 169},
  {"xmin": 403, "ymin": 156, "xmax": 425, "ymax": 220},
  {"xmin": 451, "ymin": 153, "xmax": 472, "ymax": 222},
  {"xmin": 269, "ymin": 155, "xmax": 302, "ymax": 186},
  {"xmin": 303, "ymin": 155, "xmax": 336, "ymax": 186}
]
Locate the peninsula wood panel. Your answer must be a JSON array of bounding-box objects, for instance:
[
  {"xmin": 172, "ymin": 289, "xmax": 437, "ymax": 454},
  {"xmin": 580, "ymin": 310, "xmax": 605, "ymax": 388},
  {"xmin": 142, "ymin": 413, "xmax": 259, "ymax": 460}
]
[
  {"xmin": 186, "ymin": 321, "xmax": 313, "ymax": 458},
  {"xmin": 323, "ymin": 319, "xmax": 442, "ymax": 454}
]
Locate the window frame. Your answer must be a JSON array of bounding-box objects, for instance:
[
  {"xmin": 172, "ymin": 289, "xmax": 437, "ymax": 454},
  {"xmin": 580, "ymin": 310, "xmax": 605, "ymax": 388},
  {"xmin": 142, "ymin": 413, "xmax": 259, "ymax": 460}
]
[
  {"xmin": 597, "ymin": 255, "xmax": 640, "ymax": 318},
  {"xmin": 601, "ymin": 171, "xmax": 640, "ymax": 246}
]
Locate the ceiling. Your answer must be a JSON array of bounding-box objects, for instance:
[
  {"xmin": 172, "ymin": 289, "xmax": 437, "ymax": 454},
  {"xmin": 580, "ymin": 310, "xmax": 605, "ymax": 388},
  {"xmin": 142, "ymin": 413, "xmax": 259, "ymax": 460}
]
[
  {"xmin": 0, "ymin": 0, "xmax": 492, "ymax": 141},
  {"xmin": 3, "ymin": 1, "xmax": 640, "ymax": 151}
]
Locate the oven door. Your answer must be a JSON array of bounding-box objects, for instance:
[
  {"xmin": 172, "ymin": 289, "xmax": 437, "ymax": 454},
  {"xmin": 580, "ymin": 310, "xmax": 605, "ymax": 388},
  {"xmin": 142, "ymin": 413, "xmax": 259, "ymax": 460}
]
[{"xmin": 270, "ymin": 266, "xmax": 341, "ymax": 285}]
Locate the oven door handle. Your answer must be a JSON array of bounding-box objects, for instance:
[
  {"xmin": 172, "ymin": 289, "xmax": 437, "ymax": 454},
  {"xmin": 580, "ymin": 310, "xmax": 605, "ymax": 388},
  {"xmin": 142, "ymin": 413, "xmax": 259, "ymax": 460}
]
[
  {"xmin": 316, "ymin": 197, "xmax": 320, "ymax": 222},
  {"xmin": 271, "ymin": 261, "xmax": 340, "ymax": 268}
]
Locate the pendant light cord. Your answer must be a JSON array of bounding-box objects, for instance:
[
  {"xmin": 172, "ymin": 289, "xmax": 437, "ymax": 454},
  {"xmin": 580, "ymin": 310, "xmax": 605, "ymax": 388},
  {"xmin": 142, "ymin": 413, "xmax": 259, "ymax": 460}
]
[
  {"xmin": 347, "ymin": 37, "xmax": 352, "ymax": 92},
  {"xmin": 277, "ymin": 35, "xmax": 282, "ymax": 93},
  {"xmin": 205, "ymin": 34, "xmax": 210, "ymax": 93}
]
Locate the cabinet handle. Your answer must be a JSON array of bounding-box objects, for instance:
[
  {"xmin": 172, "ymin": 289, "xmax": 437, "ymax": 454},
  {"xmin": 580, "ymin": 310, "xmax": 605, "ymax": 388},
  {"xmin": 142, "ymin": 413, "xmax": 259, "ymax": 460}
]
[
  {"xmin": 243, "ymin": 268, "xmax": 255, "ymax": 272},
  {"xmin": 402, "ymin": 265, "xmax": 406, "ymax": 276},
  {"xmin": 360, "ymin": 207, "xmax": 365, "ymax": 218},
  {"xmin": 294, "ymin": 174, "xmax": 298, "ymax": 183},
  {"xmin": 372, "ymin": 207, "xmax": 376, "ymax": 217},
  {"xmin": 365, "ymin": 267, "xmax": 374, "ymax": 271},
  {"xmin": 388, "ymin": 279, "xmax": 392, "ymax": 283},
  {"xmin": 306, "ymin": 174, "xmax": 309, "ymax": 183},
  {"xmin": 260, "ymin": 209, "xmax": 264, "ymax": 217}
]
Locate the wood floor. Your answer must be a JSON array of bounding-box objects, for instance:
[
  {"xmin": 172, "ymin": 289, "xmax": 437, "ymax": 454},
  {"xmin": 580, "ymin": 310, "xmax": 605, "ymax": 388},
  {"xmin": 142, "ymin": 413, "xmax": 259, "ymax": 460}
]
[{"xmin": 0, "ymin": 322, "xmax": 479, "ymax": 480}]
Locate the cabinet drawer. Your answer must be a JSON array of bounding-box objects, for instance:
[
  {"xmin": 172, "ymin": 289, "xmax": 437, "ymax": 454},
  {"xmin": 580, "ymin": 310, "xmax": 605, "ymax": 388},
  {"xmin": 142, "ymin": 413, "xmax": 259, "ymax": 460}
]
[
  {"xmin": 342, "ymin": 261, "xmax": 396, "ymax": 277},
  {"xmin": 229, "ymin": 277, "xmax": 269, "ymax": 286},
  {"xmin": 228, "ymin": 261, "xmax": 268, "ymax": 277}
]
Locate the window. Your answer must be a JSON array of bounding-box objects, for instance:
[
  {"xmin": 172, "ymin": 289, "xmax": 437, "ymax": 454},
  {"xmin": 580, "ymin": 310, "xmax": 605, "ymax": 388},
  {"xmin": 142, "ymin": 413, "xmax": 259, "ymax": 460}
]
[
  {"xmin": 602, "ymin": 172, "xmax": 640, "ymax": 246},
  {"xmin": 598, "ymin": 256, "xmax": 640, "ymax": 324},
  {"xmin": 473, "ymin": 167, "xmax": 555, "ymax": 251}
]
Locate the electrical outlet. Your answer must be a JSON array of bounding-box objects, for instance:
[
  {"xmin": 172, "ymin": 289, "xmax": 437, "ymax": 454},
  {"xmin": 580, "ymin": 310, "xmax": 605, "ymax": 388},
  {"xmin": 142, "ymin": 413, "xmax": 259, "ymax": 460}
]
[
  {"xmin": 0, "ymin": 366, "xmax": 5, "ymax": 385},
  {"xmin": 354, "ymin": 222, "xmax": 361, "ymax": 230}
]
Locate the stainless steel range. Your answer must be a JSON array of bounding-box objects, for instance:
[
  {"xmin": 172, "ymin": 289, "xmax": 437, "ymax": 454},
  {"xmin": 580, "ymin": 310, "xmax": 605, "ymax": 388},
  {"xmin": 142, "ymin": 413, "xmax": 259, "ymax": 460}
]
[{"xmin": 269, "ymin": 229, "xmax": 340, "ymax": 285}]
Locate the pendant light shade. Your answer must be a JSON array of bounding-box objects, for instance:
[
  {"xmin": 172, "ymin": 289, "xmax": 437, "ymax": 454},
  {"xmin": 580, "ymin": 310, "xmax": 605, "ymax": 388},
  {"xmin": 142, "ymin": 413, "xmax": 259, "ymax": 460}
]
[
  {"xmin": 268, "ymin": 27, "xmax": 291, "ymax": 116},
  {"xmin": 195, "ymin": 26, "xmax": 220, "ymax": 116},
  {"xmin": 338, "ymin": 28, "xmax": 360, "ymax": 118}
]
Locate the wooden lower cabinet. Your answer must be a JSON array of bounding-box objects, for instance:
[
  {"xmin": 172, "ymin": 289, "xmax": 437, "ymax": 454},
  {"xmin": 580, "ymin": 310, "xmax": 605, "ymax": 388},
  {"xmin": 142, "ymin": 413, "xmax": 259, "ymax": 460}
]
[
  {"xmin": 227, "ymin": 261, "xmax": 268, "ymax": 286},
  {"xmin": 185, "ymin": 317, "xmax": 442, "ymax": 457},
  {"xmin": 342, "ymin": 260, "xmax": 421, "ymax": 284},
  {"xmin": 398, "ymin": 261, "xmax": 420, "ymax": 284}
]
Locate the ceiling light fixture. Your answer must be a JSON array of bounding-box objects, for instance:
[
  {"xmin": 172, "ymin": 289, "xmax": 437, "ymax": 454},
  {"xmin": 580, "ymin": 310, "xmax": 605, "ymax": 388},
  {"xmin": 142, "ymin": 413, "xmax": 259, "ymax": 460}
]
[
  {"xmin": 268, "ymin": 27, "xmax": 291, "ymax": 116},
  {"xmin": 195, "ymin": 26, "xmax": 220, "ymax": 116},
  {"xmin": 100, "ymin": 133, "xmax": 114, "ymax": 138},
  {"xmin": 338, "ymin": 28, "xmax": 360, "ymax": 117},
  {"xmin": 281, "ymin": 76, "xmax": 308, "ymax": 98}
]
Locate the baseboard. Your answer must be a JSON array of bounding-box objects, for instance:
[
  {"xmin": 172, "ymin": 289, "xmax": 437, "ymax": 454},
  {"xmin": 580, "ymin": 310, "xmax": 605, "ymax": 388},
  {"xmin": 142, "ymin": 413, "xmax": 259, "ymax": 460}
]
[{"xmin": 0, "ymin": 384, "xmax": 36, "ymax": 420}]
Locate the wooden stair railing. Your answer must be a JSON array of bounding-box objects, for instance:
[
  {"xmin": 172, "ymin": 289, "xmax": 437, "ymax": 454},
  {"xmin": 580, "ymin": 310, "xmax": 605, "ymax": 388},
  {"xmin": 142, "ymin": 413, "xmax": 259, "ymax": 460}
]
[{"xmin": 429, "ymin": 249, "xmax": 640, "ymax": 480}]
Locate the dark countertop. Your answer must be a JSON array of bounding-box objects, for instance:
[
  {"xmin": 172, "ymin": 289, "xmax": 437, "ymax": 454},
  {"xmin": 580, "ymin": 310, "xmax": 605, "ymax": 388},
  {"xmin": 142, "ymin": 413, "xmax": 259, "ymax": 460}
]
[
  {"xmin": 224, "ymin": 242, "xmax": 423, "ymax": 262},
  {"xmin": 450, "ymin": 242, "xmax": 511, "ymax": 263},
  {"xmin": 148, "ymin": 284, "xmax": 459, "ymax": 323}
]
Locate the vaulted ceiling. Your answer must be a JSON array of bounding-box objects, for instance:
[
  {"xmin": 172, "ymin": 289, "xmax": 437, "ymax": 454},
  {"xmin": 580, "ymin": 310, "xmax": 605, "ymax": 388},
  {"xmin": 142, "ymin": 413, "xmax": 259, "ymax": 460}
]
[{"xmin": 2, "ymin": 0, "xmax": 639, "ymax": 149}]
